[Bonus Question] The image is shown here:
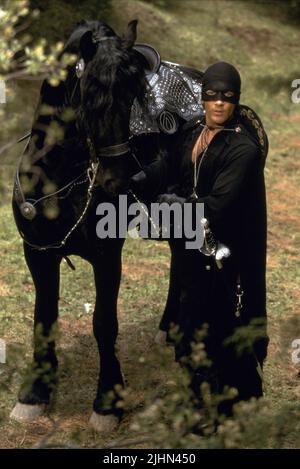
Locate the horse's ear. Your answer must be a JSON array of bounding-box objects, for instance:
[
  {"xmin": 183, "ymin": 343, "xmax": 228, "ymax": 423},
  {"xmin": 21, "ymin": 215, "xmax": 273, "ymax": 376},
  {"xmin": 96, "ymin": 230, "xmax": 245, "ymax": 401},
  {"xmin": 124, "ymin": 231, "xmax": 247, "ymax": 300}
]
[
  {"xmin": 79, "ymin": 30, "xmax": 97, "ymax": 62},
  {"xmin": 123, "ymin": 19, "xmax": 138, "ymax": 49}
]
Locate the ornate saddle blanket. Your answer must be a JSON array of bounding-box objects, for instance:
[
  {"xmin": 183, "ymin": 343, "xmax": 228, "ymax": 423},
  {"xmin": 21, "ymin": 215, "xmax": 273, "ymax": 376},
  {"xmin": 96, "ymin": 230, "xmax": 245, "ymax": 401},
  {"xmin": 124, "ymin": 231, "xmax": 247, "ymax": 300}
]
[{"xmin": 130, "ymin": 44, "xmax": 204, "ymax": 135}]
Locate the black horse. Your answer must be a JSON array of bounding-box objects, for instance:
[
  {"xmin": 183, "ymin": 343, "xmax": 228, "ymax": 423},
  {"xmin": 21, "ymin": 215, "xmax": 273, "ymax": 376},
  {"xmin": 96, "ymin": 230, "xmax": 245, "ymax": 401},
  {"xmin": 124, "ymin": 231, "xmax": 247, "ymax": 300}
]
[
  {"xmin": 11, "ymin": 19, "xmax": 173, "ymax": 431},
  {"xmin": 10, "ymin": 18, "xmax": 267, "ymax": 431}
]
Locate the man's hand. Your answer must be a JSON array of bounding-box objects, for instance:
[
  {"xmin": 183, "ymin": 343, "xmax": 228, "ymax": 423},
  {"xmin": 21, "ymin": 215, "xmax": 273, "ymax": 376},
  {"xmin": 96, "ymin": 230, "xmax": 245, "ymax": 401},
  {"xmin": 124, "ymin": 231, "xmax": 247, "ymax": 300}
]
[{"xmin": 157, "ymin": 193, "xmax": 186, "ymax": 205}]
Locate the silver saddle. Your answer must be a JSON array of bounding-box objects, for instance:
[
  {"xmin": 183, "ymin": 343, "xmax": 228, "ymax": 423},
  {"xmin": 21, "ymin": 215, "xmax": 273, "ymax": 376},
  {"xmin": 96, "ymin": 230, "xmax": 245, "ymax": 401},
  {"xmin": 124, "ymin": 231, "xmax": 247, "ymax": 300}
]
[{"xmin": 131, "ymin": 43, "xmax": 204, "ymax": 136}]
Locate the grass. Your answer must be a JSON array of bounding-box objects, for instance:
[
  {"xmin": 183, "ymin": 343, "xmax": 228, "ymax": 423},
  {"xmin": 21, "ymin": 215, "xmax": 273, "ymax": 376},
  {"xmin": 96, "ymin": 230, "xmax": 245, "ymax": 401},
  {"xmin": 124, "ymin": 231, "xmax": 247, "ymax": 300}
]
[{"xmin": 0, "ymin": 0, "xmax": 300, "ymax": 448}]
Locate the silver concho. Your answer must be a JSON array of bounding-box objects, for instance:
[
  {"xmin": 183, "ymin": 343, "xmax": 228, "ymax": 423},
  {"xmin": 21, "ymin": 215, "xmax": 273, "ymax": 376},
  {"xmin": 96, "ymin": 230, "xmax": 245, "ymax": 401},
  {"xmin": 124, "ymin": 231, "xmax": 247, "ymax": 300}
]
[
  {"xmin": 20, "ymin": 202, "xmax": 37, "ymax": 220},
  {"xmin": 75, "ymin": 58, "xmax": 85, "ymax": 78},
  {"xmin": 158, "ymin": 110, "xmax": 178, "ymax": 134},
  {"xmin": 130, "ymin": 63, "xmax": 203, "ymax": 136}
]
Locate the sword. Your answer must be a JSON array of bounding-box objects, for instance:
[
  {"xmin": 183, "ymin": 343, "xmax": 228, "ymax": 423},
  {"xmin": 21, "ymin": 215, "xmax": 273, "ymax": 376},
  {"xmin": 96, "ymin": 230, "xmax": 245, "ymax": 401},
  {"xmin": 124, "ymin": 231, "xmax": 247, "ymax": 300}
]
[{"xmin": 199, "ymin": 218, "xmax": 230, "ymax": 269}]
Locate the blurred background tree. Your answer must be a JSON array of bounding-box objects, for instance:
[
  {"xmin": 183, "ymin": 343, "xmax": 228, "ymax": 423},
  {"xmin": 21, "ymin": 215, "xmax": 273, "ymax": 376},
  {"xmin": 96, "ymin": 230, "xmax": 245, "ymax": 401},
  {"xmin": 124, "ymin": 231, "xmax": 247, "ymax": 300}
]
[
  {"xmin": 0, "ymin": 0, "xmax": 112, "ymax": 197},
  {"xmin": 28, "ymin": 0, "xmax": 112, "ymax": 43},
  {"xmin": 247, "ymin": 0, "xmax": 300, "ymax": 24}
]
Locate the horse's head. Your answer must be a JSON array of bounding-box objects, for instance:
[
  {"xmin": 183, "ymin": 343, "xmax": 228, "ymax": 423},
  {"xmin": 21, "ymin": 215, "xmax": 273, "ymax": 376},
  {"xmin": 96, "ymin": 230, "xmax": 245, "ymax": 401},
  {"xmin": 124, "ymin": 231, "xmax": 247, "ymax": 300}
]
[{"xmin": 75, "ymin": 20, "xmax": 147, "ymax": 197}]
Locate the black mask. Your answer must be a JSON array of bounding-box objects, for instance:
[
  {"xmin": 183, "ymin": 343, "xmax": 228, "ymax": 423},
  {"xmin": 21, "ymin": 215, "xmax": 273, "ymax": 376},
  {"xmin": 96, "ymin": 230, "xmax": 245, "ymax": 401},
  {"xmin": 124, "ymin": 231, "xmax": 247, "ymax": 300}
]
[{"xmin": 202, "ymin": 62, "xmax": 241, "ymax": 104}]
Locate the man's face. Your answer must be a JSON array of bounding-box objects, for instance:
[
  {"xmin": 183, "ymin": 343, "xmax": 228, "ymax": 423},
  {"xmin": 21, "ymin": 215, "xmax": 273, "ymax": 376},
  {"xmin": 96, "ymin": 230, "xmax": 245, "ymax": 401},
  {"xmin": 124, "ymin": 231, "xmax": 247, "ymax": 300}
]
[{"xmin": 203, "ymin": 90, "xmax": 236, "ymax": 127}]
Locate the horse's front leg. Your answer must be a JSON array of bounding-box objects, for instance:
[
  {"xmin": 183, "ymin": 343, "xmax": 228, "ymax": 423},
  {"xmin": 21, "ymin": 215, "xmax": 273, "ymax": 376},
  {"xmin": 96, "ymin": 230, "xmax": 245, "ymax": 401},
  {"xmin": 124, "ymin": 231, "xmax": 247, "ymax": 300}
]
[
  {"xmin": 10, "ymin": 244, "xmax": 61, "ymax": 422},
  {"xmin": 89, "ymin": 240, "xmax": 125, "ymax": 432}
]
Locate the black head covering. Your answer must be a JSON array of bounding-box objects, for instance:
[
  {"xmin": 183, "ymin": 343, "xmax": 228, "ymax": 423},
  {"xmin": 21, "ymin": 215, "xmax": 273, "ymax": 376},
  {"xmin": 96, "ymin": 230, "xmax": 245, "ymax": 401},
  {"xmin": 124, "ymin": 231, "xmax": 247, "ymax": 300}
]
[{"xmin": 202, "ymin": 62, "xmax": 241, "ymax": 104}]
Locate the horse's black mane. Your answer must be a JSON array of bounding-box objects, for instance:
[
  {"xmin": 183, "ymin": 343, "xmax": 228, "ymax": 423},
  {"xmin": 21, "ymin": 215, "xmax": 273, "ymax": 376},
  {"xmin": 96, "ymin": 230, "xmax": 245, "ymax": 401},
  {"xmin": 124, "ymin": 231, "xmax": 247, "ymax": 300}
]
[{"xmin": 76, "ymin": 22, "xmax": 147, "ymax": 139}]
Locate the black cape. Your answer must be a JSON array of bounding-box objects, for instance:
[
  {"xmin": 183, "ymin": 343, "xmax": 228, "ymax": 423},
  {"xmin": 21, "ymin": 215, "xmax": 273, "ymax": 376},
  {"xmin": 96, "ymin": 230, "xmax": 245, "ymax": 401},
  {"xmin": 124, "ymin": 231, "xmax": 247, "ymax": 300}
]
[{"xmin": 146, "ymin": 110, "xmax": 269, "ymax": 401}]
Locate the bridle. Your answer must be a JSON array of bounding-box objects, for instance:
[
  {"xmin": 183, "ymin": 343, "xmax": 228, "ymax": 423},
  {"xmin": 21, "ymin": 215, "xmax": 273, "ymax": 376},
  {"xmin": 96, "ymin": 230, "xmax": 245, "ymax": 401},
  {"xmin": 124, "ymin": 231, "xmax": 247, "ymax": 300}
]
[
  {"xmin": 14, "ymin": 133, "xmax": 140, "ymax": 252},
  {"xmin": 86, "ymin": 137, "xmax": 132, "ymax": 161},
  {"xmin": 14, "ymin": 133, "xmax": 100, "ymax": 251},
  {"xmin": 14, "ymin": 45, "xmax": 145, "ymax": 251},
  {"xmin": 73, "ymin": 33, "xmax": 144, "ymax": 164}
]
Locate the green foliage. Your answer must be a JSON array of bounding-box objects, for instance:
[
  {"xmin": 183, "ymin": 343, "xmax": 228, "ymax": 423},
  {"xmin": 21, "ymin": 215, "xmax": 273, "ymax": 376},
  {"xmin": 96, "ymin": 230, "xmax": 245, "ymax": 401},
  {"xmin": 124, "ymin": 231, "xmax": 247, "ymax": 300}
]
[
  {"xmin": 102, "ymin": 331, "xmax": 300, "ymax": 449},
  {"xmin": 0, "ymin": 0, "xmax": 76, "ymax": 81},
  {"xmin": 0, "ymin": 0, "xmax": 78, "ymax": 160}
]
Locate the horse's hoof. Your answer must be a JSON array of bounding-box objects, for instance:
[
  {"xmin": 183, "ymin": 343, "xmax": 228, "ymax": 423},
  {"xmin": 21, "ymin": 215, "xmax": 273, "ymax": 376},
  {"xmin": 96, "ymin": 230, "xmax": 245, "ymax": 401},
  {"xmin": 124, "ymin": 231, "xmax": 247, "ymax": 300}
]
[
  {"xmin": 154, "ymin": 330, "xmax": 167, "ymax": 345},
  {"xmin": 10, "ymin": 402, "xmax": 46, "ymax": 422},
  {"xmin": 88, "ymin": 411, "xmax": 119, "ymax": 432}
]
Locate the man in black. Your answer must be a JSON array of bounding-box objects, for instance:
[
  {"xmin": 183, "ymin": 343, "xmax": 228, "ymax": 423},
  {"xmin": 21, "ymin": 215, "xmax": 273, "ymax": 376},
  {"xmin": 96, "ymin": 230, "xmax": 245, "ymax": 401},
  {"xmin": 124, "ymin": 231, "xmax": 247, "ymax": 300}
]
[{"xmin": 138, "ymin": 62, "xmax": 269, "ymax": 412}]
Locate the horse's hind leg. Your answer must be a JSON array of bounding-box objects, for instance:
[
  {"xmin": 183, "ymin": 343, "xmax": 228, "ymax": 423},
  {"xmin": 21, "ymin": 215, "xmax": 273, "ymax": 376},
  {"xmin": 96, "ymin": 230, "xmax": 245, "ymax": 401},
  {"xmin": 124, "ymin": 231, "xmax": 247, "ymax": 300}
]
[
  {"xmin": 10, "ymin": 245, "xmax": 61, "ymax": 422},
  {"xmin": 88, "ymin": 242, "xmax": 124, "ymax": 432}
]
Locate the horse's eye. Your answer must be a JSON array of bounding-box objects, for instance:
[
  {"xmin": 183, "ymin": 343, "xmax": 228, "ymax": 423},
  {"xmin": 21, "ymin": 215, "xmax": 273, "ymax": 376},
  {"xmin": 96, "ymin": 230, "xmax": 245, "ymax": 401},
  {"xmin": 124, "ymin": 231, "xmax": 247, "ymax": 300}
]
[{"xmin": 206, "ymin": 90, "xmax": 217, "ymax": 96}]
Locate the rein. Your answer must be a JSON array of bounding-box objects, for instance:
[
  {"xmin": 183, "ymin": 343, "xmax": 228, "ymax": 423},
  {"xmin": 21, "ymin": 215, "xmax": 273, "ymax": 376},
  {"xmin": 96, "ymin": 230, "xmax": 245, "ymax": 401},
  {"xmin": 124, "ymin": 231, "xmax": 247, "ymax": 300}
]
[
  {"xmin": 98, "ymin": 141, "xmax": 130, "ymax": 157},
  {"xmin": 16, "ymin": 160, "xmax": 99, "ymax": 251},
  {"xmin": 14, "ymin": 132, "xmax": 143, "ymax": 252},
  {"xmin": 14, "ymin": 45, "xmax": 145, "ymax": 251},
  {"xmin": 86, "ymin": 137, "xmax": 131, "ymax": 161},
  {"xmin": 16, "ymin": 169, "xmax": 88, "ymax": 221}
]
